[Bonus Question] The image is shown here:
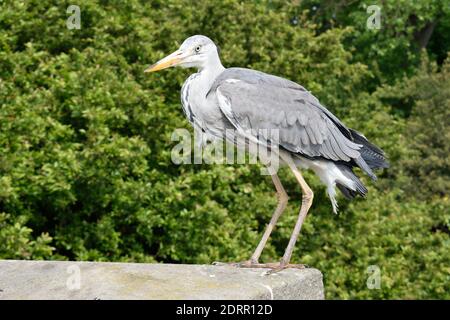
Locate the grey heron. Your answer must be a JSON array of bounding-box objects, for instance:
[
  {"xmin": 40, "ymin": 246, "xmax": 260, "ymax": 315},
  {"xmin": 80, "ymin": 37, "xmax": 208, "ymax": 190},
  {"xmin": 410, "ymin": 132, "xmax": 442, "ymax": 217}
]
[{"xmin": 145, "ymin": 35, "xmax": 388, "ymax": 273}]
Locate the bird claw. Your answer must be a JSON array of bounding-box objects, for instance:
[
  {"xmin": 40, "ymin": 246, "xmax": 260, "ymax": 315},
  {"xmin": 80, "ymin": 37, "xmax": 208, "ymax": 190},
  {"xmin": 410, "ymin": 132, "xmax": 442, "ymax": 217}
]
[
  {"xmin": 212, "ymin": 261, "xmax": 235, "ymax": 266},
  {"xmin": 264, "ymin": 263, "xmax": 309, "ymax": 275},
  {"xmin": 212, "ymin": 260, "xmax": 256, "ymax": 267},
  {"xmin": 213, "ymin": 260, "xmax": 309, "ymax": 274}
]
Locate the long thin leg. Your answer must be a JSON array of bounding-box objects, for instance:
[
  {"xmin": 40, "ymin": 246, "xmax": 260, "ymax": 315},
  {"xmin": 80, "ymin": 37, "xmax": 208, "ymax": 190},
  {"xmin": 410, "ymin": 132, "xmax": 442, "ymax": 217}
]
[
  {"xmin": 268, "ymin": 159, "xmax": 314, "ymax": 273},
  {"xmin": 249, "ymin": 173, "xmax": 289, "ymax": 263},
  {"xmin": 213, "ymin": 173, "xmax": 288, "ymax": 267},
  {"xmin": 213, "ymin": 156, "xmax": 313, "ymax": 274}
]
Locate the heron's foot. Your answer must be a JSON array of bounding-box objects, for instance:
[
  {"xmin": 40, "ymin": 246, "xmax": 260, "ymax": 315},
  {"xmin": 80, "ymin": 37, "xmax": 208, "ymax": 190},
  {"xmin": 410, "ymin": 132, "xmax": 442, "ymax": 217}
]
[
  {"xmin": 213, "ymin": 260, "xmax": 309, "ymax": 274},
  {"xmin": 264, "ymin": 262, "xmax": 309, "ymax": 275},
  {"xmin": 212, "ymin": 259, "xmax": 258, "ymax": 267}
]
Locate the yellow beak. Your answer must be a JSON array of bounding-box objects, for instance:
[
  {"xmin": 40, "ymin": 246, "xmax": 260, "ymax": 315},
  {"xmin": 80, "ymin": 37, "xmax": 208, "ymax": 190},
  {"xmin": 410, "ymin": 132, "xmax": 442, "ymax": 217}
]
[{"xmin": 144, "ymin": 49, "xmax": 185, "ymax": 73}]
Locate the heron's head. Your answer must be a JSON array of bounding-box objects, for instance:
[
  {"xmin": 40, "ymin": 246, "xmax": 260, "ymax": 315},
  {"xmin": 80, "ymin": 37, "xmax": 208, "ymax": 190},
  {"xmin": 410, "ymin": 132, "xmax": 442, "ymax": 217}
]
[{"xmin": 144, "ymin": 35, "xmax": 221, "ymax": 73}]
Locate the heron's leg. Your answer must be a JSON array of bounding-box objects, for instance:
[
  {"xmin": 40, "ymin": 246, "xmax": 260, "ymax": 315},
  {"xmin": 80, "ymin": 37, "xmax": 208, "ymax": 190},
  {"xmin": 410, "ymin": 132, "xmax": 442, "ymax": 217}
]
[
  {"xmin": 247, "ymin": 173, "xmax": 289, "ymax": 264},
  {"xmin": 266, "ymin": 162, "xmax": 313, "ymax": 274},
  {"xmin": 213, "ymin": 173, "xmax": 288, "ymax": 267}
]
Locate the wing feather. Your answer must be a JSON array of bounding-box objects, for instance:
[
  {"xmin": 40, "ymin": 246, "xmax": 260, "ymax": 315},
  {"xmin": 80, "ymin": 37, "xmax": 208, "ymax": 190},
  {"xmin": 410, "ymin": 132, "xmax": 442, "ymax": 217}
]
[
  {"xmin": 305, "ymin": 125, "xmax": 317, "ymax": 145},
  {"xmin": 211, "ymin": 68, "xmax": 362, "ymax": 163}
]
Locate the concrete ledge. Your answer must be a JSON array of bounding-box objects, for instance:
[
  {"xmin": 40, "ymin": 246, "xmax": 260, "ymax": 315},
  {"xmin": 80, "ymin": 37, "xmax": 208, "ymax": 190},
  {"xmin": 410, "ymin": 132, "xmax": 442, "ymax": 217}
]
[{"xmin": 0, "ymin": 260, "xmax": 324, "ymax": 300}]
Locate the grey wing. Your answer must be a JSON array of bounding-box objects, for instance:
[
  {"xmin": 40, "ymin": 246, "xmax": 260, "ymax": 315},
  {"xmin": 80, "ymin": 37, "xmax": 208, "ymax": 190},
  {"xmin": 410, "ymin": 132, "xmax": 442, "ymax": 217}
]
[{"xmin": 211, "ymin": 68, "xmax": 362, "ymax": 162}]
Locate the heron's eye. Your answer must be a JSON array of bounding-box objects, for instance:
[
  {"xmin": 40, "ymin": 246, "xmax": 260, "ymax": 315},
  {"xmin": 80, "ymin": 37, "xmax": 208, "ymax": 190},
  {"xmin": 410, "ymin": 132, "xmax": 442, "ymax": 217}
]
[{"xmin": 195, "ymin": 46, "xmax": 201, "ymax": 53}]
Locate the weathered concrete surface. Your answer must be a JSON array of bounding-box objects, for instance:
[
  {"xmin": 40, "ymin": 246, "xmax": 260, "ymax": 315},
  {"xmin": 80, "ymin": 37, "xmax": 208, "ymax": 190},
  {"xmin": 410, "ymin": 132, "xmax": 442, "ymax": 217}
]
[{"xmin": 0, "ymin": 260, "xmax": 324, "ymax": 300}]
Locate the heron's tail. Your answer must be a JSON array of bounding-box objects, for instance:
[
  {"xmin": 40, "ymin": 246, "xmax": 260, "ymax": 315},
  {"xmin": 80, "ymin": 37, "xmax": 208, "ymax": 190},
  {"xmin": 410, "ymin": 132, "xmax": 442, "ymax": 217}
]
[
  {"xmin": 351, "ymin": 129, "xmax": 389, "ymax": 180},
  {"xmin": 336, "ymin": 164, "xmax": 368, "ymax": 200},
  {"xmin": 307, "ymin": 160, "xmax": 367, "ymax": 214}
]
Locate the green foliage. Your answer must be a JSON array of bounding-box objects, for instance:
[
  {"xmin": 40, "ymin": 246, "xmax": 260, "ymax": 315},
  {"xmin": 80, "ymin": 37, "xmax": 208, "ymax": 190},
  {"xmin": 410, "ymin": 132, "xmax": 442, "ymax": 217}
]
[
  {"xmin": 0, "ymin": 213, "xmax": 54, "ymax": 259},
  {"xmin": 376, "ymin": 54, "xmax": 450, "ymax": 199},
  {"xmin": 301, "ymin": 0, "xmax": 450, "ymax": 84},
  {"xmin": 0, "ymin": 0, "xmax": 449, "ymax": 299}
]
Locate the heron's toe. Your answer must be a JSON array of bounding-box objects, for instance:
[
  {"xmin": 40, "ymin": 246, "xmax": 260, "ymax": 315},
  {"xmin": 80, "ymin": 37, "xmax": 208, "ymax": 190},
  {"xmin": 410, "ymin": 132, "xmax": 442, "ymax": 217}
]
[
  {"xmin": 212, "ymin": 261, "xmax": 240, "ymax": 267},
  {"xmin": 212, "ymin": 260, "xmax": 258, "ymax": 267},
  {"xmin": 236, "ymin": 259, "xmax": 259, "ymax": 267},
  {"xmin": 265, "ymin": 263, "xmax": 309, "ymax": 275}
]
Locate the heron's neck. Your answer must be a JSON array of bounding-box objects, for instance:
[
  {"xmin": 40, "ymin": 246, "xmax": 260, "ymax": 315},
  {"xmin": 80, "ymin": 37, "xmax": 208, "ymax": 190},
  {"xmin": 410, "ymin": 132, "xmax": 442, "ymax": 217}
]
[{"xmin": 197, "ymin": 57, "xmax": 225, "ymax": 88}]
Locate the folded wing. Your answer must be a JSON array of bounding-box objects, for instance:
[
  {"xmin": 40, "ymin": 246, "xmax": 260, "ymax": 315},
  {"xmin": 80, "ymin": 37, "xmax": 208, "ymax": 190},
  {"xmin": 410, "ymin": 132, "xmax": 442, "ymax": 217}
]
[{"xmin": 210, "ymin": 68, "xmax": 363, "ymax": 164}]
